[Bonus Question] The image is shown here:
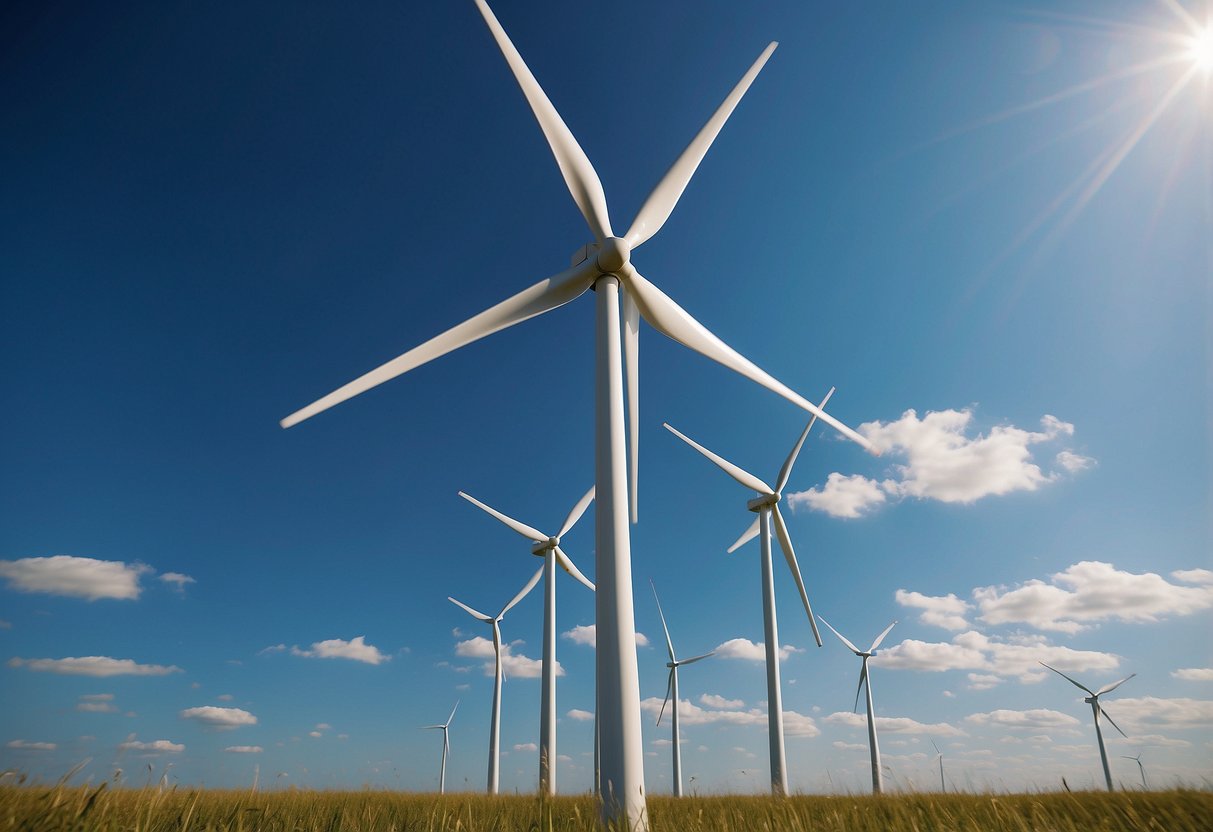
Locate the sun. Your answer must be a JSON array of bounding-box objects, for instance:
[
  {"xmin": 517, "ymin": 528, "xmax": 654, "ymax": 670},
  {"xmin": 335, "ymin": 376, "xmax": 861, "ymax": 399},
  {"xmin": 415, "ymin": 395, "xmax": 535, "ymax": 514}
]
[{"xmin": 1187, "ymin": 26, "xmax": 1213, "ymax": 72}]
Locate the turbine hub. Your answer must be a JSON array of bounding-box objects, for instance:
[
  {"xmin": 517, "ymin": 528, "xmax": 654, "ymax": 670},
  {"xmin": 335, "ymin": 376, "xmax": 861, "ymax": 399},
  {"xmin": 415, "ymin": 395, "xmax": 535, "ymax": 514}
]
[
  {"xmin": 531, "ymin": 536, "xmax": 559, "ymax": 556},
  {"xmin": 596, "ymin": 237, "xmax": 630, "ymax": 273}
]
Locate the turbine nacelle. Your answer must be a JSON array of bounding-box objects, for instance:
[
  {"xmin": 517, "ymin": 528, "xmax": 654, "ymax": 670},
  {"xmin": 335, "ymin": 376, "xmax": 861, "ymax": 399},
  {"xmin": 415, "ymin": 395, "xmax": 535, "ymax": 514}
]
[
  {"xmin": 531, "ymin": 536, "xmax": 560, "ymax": 555},
  {"xmin": 746, "ymin": 493, "xmax": 781, "ymax": 512},
  {"xmin": 596, "ymin": 237, "xmax": 631, "ymax": 274}
]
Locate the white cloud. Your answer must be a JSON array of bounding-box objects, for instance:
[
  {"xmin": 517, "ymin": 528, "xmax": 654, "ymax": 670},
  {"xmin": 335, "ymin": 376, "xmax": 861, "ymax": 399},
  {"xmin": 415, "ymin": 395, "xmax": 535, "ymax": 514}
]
[
  {"xmin": 1055, "ymin": 451, "xmax": 1095, "ymax": 472},
  {"xmin": 79, "ymin": 693, "xmax": 113, "ymax": 701},
  {"xmin": 180, "ymin": 706, "xmax": 257, "ymax": 730},
  {"xmin": 1112, "ymin": 734, "xmax": 1190, "ymax": 748},
  {"xmin": 8, "ymin": 656, "xmax": 182, "ymax": 677},
  {"xmin": 640, "ymin": 697, "xmax": 819, "ymax": 737},
  {"xmin": 290, "ymin": 636, "xmax": 388, "ymax": 665},
  {"xmin": 894, "ymin": 590, "xmax": 971, "ymax": 630},
  {"xmin": 0, "ymin": 556, "xmax": 150, "ymax": 600},
  {"xmin": 6, "ymin": 740, "xmax": 56, "ymax": 750},
  {"xmin": 455, "ymin": 636, "xmax": 558, "ymax": 679},
  {"xmin": 77, "ymin": 701, "xmax": 119, "ymax": 713},
  {"xmin": 118, "ymin": 739, "xmax": 184, "ymax": 753},
  {"xmin": 567, "ymin": 709, "xmax": 594, "ymax": 721},
  {"xmin": 874, "ymin": 630, "xmax": 1120, "ymax": 684},
  {"xmin": 217, "ymin": 694, "xmax": 234, "ymax": 701},
  {"xmin": 225, "ymin": 746, "xmax": 263, "ymax": 753},
  {"xmin": 699, "ymin": 694, "xmax": 744, "ymax": 710},
  {"xmin": 787, "ymin": 473, "xmax": 887, "ymax": 519},
  {"xmin": 965, "ymin": 709, "xmax": 1081, "ymax": 730},
  {"xmin": 308, "ymin": 731, "xmax": 322, "ymax": 738},
  {"xmin": 975, "ymin": 561, "xmax": 1213, "ymax": 633},
  {"xmin": 1107, "ymin": 697, "xmax": 1213, "ymax": 731},
  {"xmin": 159, "ymin": 572, "xmax": 195, "ymax": 591},
  {"xmin": 561, "ymin": 624, "xmax": 648, "ymax": 648},
  {"xmin": 966, "ymin": 673, "xmax": 1003, "ymax": 691},
  {"xmin": 833, "ymin": 741, "xmax": 867, "ymax": 751},
  {"xmin": 824, "ymin": 712, "xmax": 965, "ymax": 736},
  {"xmin": 712, "ymin": 638, "xmax": 800, "ymax": 662},
  {"xmin": 513, "ymin": 742, "xmax": 537, "ymax": 752},
  {"xmin": 1171, "ymin": 568, "xmax": 1213, "ymax": 584},
  {"xmin": 1172, "ymin": 668, "xmax": 1213, "ymax": 681}
]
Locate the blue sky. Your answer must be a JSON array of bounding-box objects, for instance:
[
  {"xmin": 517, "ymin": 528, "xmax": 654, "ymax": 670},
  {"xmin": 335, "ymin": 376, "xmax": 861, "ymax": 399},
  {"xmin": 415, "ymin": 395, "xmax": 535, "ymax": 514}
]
[{"xmin": 1, "ymin": 0, "xmax": 1210, "ymax": 795}]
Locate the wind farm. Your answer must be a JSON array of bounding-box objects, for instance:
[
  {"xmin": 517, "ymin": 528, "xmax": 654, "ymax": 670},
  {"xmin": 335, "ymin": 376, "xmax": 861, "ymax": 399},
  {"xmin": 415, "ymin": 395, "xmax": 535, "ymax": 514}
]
[{"xmin": 2, "ymin": 0, "xmax": 1212, "ymax": 829}]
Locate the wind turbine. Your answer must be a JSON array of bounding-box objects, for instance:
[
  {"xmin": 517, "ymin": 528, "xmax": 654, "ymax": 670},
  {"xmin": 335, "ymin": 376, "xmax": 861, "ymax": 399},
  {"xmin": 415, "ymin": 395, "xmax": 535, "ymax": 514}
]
[
  {"xmin": 423, "ymin": 701, "xmax": 459, "ymax": 794},
  {"xmin": 1120, "ymin": 753, "xmax": 1147, "ymax": 789},
  {"xmin": 279, "ymin": 1, "xmax": 877, "ymax": 824},
  {"xmin": 650, "ymin": 579, "xmax": 714, "ymax": 798},
  {"xmin": 819, "ymin": 617, "xmax": 898, "ymax": 795},
  {"xmin": 448, "ymin": 567, "xmax": 545, "ymax": 794},
  {"xmin": 1040, "ymin": 662, "xmax": 1135, "ymax": 792},
  {"xmin": 458, "ymin": 487, "xmax": 595, "ymax": 795},
  {"xmin": 931, "ymin": 739, "xmax": 946, "ymax": 793},
  {"xmin": 662, "ymin": 387, "xmax": 834, "ymax": 795}
]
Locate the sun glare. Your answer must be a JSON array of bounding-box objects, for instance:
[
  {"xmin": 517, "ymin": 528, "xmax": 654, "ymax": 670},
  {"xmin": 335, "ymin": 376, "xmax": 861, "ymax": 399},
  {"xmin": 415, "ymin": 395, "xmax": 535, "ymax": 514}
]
[{"xmin": 1187, "ymin": 26, "xmax": 1213, "ymax": 72}]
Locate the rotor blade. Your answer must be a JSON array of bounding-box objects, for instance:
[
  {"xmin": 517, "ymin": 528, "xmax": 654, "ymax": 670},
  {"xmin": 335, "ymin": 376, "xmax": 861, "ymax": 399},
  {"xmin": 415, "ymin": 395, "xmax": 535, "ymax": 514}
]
[
  {"xmin": 868, "ymin": 620, "xmax": 898, "ymax": 653},
  {"xmin": 726, "ymin": 516, "xmax": 761, "ymax": 554},
  {"xmin": 558, "ymin": 486, "xmax": 596, "ymax": 538},
  {"xmin": 1099, "ymin": 705, "xmax": 1129, "ymax": 739},
  {"xmin": 458, "ymin": 491, "xmax": 547, "ymax": 542},
  {"xmin": 472, "ymin": 0, "xmax": 612, "ymax": 241},
  {"xmin": 423, "ymin": 725, "xmax": 444, "ymax": 730},
  {"xmin": 1039, "ymin": 662, "xmax": 1096, "ymax": 696},
  {"xmin": 677, "ymin": 651, "xmax": 715, "ymax": 666},
  {"xmin": 818, "ymin": 616, "xmax": 862, "ymax": 655},
  {"xmin": 662, "ymin": 423, "xmax": 772, "ymax": 494},
  {"xmin": 499, "ymin": 565, "xmax": 545, "ymax": 618},
  {"xmin": 623, "ymin": 287, "xmax": 640, "ymax": 524},
  {"xmin": 1096, "ymin": 673, "xmax": 1136, "ymax": 697},
  {"xmin": 772, "ymin": 505, "xmax": 822, "ymax": 647},
  {"xmin": 625, "ymin": 265, "xmax": 878, "ymax": 455},
  {"xmin": 281, "ymin": 261, "xmax": 596, "ymax": 428},
  {"xmin": 650, "ymin": 579, "xmax": 676, "ymax": 663},
  {"xmin": 493, "ymin": 619, "xmax": 505, "ymax": 684},
  {"xmin": 446, "ymin": 700, "xmax": 460, "ymax": 727},
  {"xmin": 554, "ymin": 546, "xmax": 595, "ymax": 591},
  {"xmin": 775, "ymin": 387, "xmax": 835, "ymax": 494},
  {"xmin": 624, "ymin": 42, "xmax": 777, "ymax": 249},
  {"xmin": 854, "ymin": 661, "xmax": 868, "ymax": 714},
  {"xmin": 448, "ymin": 596, "xmax": 493, "ymax": 622},
  {"xmin": 657, "ymin": 668, "xmax": 675, "ymax": 727}
]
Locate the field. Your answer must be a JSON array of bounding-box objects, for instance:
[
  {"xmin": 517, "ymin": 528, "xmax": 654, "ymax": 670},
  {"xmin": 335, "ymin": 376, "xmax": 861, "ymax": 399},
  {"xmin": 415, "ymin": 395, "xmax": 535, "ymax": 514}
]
[{"xmin": 2, "ymin": 784, "xmax": 1211, "ymax": 832}]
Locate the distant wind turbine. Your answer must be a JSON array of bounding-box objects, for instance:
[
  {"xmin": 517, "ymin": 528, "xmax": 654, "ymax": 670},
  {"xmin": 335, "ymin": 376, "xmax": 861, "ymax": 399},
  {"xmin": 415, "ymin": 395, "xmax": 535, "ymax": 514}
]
[
  {"xmin": 459, "ymin": 487, "xmax": 595, "ymax": 795},
  {"xmin": 448, "ymin": 568, "xmax": 545, "ymax": 793},
  {"xmin": 1120, "ymin": 753, "xmax": 1147, "ymax": 789},
  {"xmin": 651, "ymin": 579, "xmax": 714, "ymax": 798},
  {"xmin": 423, "ymin": 701, "xmax": 459, "ymax": 794},
  {"xmin": 1040, "ymin": 662, "xmax": 1135, "ymax": 792},
  {"xmin": 931, "ymin": 739, "xmax": 946, "ymax": 793},
  {"xmin": 663, "ymin": 387, "xmax": 833, "ymax": 795},
  {"xmin": 820, "ymin": 617, "xmax": 898, "ymax": 794}
]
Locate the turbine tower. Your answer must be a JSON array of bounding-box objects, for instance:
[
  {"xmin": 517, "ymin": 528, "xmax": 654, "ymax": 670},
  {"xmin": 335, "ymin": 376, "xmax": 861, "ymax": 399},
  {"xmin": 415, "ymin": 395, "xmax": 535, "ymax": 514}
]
[
  {"xmin": 1120, "ymin": 753, "xmax": 1147, "ymax": 789},
  {"xmin": 279, "ymin": 2, "xmax": 877, "ymax": 825},
  {"xmin": 662, "ymin": 388, "xmax": 834, "ymax": 795},
  {"xmin": 448, "ymin": 568, "xmax": 545, "ymax": 794},
  {"xmin": 651, "ymin": 579, "xmax": 714, "ymax": 798},
  {"xmin": 820, "ymin": 617, "xmax": 897, "ymax": 794},
  {"xmin": 423, "ymin": 701, "xmax": 459, "ymax": 794},
  {"xmin": 458, "ymin": 487, "xmax": 595, "ymax": 795},
  {"xmin": 1040, "ymin": 662, "xmax": 1135, "ymax": 791}
]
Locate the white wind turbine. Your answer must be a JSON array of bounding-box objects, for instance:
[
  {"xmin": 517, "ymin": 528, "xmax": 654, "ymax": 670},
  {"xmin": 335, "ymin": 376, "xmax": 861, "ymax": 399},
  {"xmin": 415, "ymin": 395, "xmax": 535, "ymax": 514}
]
[
  {"xmin": 1120, "ymin": 753, "xmax": 1147, "ymax": 789},
  {"xmin": 459, "ymin": 487, "xmax": 595, "ymax": 795},
  {"xmin": 448, "ymin": 568, "xmax": 546, "ymax": 794},
  {"xmin": 931, "ymin": 739, "xmax": 946, "ymax": 793},
  {"xmin": 819, "ymin": 617, "xmax": 898, "ymax": 795},
  {"xmin": 423, "ymin": 701, "xmax": 459, "ymax": 794},
  {"xmin": 279, "ymin": 1, "xmax": 877, "ymax": 824},
  {"xmin": 662, "ymin": 387, "xmax": 834, "ymax": 795},
  {"xmin": 650, "ymin": 579, "xmax": 714, "ymax": 798},
  {"xmin": 1040, "ymin": 662, "xmax": 1135, "ymax": 791}
]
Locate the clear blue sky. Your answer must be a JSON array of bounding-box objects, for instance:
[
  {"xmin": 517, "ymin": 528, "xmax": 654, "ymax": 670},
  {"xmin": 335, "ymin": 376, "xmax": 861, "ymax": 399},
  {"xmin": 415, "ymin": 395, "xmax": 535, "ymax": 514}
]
[{"xmin": 2, "ymin": 0, "xmax": 1210, "ymax": 794}]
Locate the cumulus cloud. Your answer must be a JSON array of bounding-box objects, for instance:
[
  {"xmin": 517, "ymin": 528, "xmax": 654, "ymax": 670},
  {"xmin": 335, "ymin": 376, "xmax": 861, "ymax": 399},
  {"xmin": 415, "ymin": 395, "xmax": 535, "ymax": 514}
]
[
  {"xmin": 965, "ymin": 709, "xmax": 1081, "ymax": 730},
  {"xmin": 513, "ymin": 742, "xmax": 537, "ymax": 752},
  {"xmin": 824, "ymin": 712, "xmax": 965, "ymax": 736},
  {"xmin": 974, "ymin": 561, "xmax": 1213, "ymax": 633},
  {"xmin": 713, "ymin": 638, "xmax": 801, "ymax": 662},
  {"xmin": 641, "ymin": 697, "xmax": 819, "ymax": 737},
  {"xmin": 0, "ymin": 556, "xmax": 151, "ymax": 600},
  {"xmin": 1107, "ymin": 697, "xmax": 1213, "ymax": 731},
  {"xmin": 455, "ymin": 636, "xmax": 557, "ymax": 679},
  {"xmin": 118, "ymin": 738, "xmax": 184, "ymax": 753},
  {"xmin": 159, "ymin": 573, "xmax": 195, "ymax": 592},
  {"xmin": 6, "ymin": 740, "xmax": 56, "ymax": 750},
  {"xmin": 787, "ymin": 473, "xmax": 887, "ymax": 519},
  {"xmin": 76, "ymin": 693, "xmax": 119, "ymax": 714},
  {"xmin": 1172, "ymin": 668, "xmax": 1213, "ymax": 681},
  {"xmin": 874, "ymin": 630, "xmax": 1120, "ymax": 684},
  {"xmin": 225, "ymin": 746, "xmax": 263, "ymax": 753},
  {"xmin": 290, "ymin": 636, "xmax": 388, "ymax": 665},
  {"xmin": 895, "ymin": 590, "xmax": 971, "ymax": 630},
  {"xmin": 1055, "ymin": 451, "xmax": 1095, "ymax": 472},
  {"xmin": 8, "ymin": 656, "xmax": 182, "ymax": 677},
  {"xmin": 180, "ymin": 706, "xmax": 257, "ymax": 730},
  {"xmin": 567, "ymin": 709, "xmax": 594, "ymax": 721},
  {"xmin": 700, "ymin": 694, "xmax": 744, "ymax": 710},
  {"xmin": 562, "ymin": 624, "xmax": 649, "ymax": 648}
]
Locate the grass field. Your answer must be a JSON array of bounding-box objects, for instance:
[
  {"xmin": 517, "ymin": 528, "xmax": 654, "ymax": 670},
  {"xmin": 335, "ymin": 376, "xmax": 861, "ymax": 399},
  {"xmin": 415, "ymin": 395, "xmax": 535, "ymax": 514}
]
[{"xmin": 2, "ymin": 783, "xmax": 1211, "ymax": 832}]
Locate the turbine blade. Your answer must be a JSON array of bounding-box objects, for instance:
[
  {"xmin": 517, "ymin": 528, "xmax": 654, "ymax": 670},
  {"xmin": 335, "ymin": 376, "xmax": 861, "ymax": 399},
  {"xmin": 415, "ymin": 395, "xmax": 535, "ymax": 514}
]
[
  {"xmin": 775, "ymin": 387, "xmax": 835, "ymax": 494},
  {"xmin": 554, "ymin": 545, "xmax": 595, "ymax": 591},
  {"xmin": 1096, "ymin": 673, "xmax": 1136, "ymax": 697},
  {"xmin": 650, "ymin": 579, "xmax": 677, "ymax": 663},
  {"xmin": 499, "ymin": 564, "xmax": 545, "ymax": 618},
  {"xmin": 1039, "ymin": 662, "xmax": 1096, "ymax": 696},
  {"xmin": 458, "ymin": 491, "xmax": 547, "ymax": 542},
  {"xmin": 623, "ymin": 287, "xmax": 640, "ymax": 523},
  {"xmin": 1099, "ymin": 705, "xmax": 1129, "ymax": 739},
  {"xmin": 472, "ymin": 0, "xmax": 612, "ymax": 240},
  {"xmin": 493, "ymin": 620, "xmax": 505, "ymax": 684},
  {"xmin": 625, "ymin": 265, "xmax": 877, "ymax": 455},
  {"xmin": 678, "ymin": 651, "xmax": 715, "ymax": 666},
  {"xmin": 868, "ymin": 620, "xmax": 898, "ymax": 653},
  {"xmin": 772, "ymin": 505, "xmax": 822, "ymax": 647},
  {"xmin": 657, "ymin": 668, "xmax": 674, "ymax": 726},
  {"xmin": 446, "ymin": 700, "xmax": 459, "ymax": 726},
  {"xmin": 423, "ymin": 725, "xmax": 444, "ymax": 730},
  {"xmin": 818, "ymin": 616, "xmax": 862, "ymax": 655},
  {"xmin": 726, "ymin": 516, "xmax": 761, "ymax": 554},
  {"xmin": 662, "ymin": 423, "xmax": 772, "ymax": 494},
  {"xmin": 281, "ymin": 261, "xmax": 596, "ymax": 428},
  {"xmin": 624, "ymin": 42, "xmax": 778, "ymax": 249},
  {"xmin": 557, "ymin": 486, "xmax": 596, "ymax": 538},
  {"xmin": 854, "ymin": 661, "xmax": 868, "ymax": 714},
  {"xmin": 448, "ymin": 596, "xmax": 493, "ymax": 622}
]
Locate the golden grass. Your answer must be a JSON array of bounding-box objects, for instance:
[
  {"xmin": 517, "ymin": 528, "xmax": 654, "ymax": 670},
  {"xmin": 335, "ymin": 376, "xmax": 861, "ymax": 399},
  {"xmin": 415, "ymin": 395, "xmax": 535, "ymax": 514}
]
[{"xmin": 1, "ymin": 784, "xmax": 1210, "ymax": 831}]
